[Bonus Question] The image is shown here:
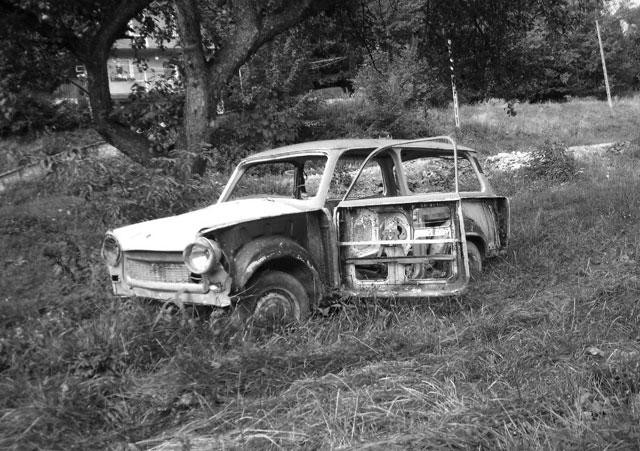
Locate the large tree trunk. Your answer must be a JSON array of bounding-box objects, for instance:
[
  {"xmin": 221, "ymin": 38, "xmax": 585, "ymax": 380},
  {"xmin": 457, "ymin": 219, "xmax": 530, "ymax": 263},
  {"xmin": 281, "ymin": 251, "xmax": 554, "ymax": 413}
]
[
  {"xmin": 174, "ymin": 0, "xmax": 210, "ymax": 176},
  {"xmin": 85, "ymin": 53, "xmax": 154, "ymax": 165}
]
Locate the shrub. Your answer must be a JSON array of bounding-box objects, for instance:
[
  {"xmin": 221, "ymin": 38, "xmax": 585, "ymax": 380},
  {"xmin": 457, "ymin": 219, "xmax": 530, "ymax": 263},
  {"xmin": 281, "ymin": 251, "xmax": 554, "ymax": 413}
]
[
  {"xmin": 626, "ymin": 136, "xmax": 640, "ymax": 159},
  {"xmin": 353, "ymin": 48, "xmax": 448, "ymax": 111},
  {"xmin": 111, "ymin": 79, "xmax": 184, "ymax": 156},
  {"xmin": 42, "ymin": 156, "xmax": 223, "ymax": 227},
  {"xmin": 304, "ymin": 47, "xmax": 444, "ymax": 140},
  {"xmin": 0, "ymin": 91, "xmax": 90, "ymax": 136},
  {"xmin": 485, "ymin": 141, "xmax": 579, "ymax": 195},
  {"xmin": 50, "ymin": 101, "xmax": 92, "ymax": 131},
  {"xmin": 208, "ymin": 93, "xmax": 319, "ymax": 172},
  {"xmin": 303, "ymin": 96, "xmax": 433, "ymax": 141},
  {"xmin": 526, "ymin": 140, "xmax": 577, "ymax": 182}
]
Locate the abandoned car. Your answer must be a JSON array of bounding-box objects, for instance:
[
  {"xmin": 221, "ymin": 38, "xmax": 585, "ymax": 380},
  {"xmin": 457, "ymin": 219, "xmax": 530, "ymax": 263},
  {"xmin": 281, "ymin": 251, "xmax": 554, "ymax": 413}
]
[{"xmin": 102, "ymin": 137, "xmax": 509, "ymax": 323}]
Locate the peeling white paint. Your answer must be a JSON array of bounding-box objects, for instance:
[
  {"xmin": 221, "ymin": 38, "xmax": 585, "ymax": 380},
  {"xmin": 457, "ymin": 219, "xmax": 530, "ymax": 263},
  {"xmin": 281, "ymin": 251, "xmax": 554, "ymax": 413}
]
[{"xmin": 111, "ymin": 198, "xmax": 318, "ymax": 252}]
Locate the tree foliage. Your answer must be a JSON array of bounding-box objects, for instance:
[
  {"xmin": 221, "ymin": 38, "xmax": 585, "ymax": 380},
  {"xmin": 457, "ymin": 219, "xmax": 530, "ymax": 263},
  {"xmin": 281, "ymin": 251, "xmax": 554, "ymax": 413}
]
[
  {"xmin": 333, "ymin": 0, "xmax": 640, "ymax": 102},
  {"xmin": 0, "ymin": 11, "xmax": 86, "ymax": 135}
]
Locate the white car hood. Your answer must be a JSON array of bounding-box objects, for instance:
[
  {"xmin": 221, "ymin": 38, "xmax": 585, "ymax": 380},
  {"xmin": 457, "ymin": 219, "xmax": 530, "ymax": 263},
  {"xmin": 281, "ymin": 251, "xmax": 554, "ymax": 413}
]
[{"xmin": 111, "ymin": 198, "xmax": 318, "ymax": 252}]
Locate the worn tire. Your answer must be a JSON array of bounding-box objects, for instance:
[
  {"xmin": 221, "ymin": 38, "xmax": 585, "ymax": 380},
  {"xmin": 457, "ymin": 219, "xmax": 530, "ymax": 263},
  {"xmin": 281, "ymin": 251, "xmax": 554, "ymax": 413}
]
[
  {"xmin": 237, "ymin": 270, "xmax": 310, "ymax": 328},
  {"xmin": 466, "ymin": 241, "xmax": 483, "ymax": 279}
]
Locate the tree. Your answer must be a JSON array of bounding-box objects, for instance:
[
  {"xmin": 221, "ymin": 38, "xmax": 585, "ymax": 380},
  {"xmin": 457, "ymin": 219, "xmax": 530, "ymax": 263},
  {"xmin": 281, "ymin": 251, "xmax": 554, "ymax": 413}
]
[
  {"xmin": 173, "ymin": 0, "xmax": 208, "ymax": 174},
  {"xmin": 0, "ymin": 0, "xmax": 156, "ymax": 163},
  {"xmin": 0, "ymin": 0, "xmax": 339, "ymax": 170},
  {"xmin": 345, "ymin": 0, "xmax": 639, "ymax": 101},
  {"xmin": 173, "ymin": 0, "xmax": 342, "ymax": 174}
]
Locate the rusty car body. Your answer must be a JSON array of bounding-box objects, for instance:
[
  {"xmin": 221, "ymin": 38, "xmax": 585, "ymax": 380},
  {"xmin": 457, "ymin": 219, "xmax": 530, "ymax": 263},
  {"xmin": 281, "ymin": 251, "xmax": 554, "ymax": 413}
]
[{"xmin": 102, "ymin": 137, "xmax": 510, "ymax": 323}]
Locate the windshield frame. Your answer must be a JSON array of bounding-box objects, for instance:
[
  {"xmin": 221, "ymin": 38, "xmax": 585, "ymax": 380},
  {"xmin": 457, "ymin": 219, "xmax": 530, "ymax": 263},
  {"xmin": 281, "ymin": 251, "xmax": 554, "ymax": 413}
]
[
  {"xmin": 340, "ymin": 136, "xmax": 461, "ymax": 202},
  {"xmin": 218, "ymin": 151, "xmax": 330, "ymax": 204}
]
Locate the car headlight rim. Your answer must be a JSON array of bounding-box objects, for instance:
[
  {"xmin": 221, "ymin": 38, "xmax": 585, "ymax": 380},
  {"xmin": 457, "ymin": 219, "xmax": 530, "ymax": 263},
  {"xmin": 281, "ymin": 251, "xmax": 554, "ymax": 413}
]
[
  {"xmin": 183, "ymin": 237, "xmax": 221, "ymax": 275},
  {"xmin": 102, "ymin": 234, "xmax": 121, "ymax": 266}
]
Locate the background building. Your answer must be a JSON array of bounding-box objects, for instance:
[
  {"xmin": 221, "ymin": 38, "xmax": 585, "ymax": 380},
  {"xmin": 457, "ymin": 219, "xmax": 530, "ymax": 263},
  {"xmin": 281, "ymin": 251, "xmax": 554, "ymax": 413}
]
[
  {"xmin": 108, "ymin": 37, "xmax": 180, "ymax": 100},
  {"xmin": 54, "ymin": 37, "xmax": 180, "ymax": 103}
]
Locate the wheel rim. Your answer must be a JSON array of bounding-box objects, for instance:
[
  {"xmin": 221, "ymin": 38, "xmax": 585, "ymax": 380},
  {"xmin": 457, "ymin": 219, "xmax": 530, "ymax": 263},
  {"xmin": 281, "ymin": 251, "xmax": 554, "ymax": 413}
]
[{"xmin": 253, "ymin": 289, "xmax": 299, "ymax": 325}]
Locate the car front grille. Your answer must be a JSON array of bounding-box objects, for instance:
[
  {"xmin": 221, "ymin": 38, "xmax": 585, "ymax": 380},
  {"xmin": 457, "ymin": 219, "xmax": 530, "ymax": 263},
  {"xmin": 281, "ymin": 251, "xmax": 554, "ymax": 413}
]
[{"xmin": 125, "ymin": 253, "xmax": 191, "ymax": 283}]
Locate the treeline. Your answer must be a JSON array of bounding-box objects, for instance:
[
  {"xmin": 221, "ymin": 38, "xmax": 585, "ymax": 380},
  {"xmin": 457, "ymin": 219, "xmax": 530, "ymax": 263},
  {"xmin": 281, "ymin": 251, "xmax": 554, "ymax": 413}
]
[
  {"xmin": 1, "ymin": 0, "xmax": 638, "ymax": 171},
  {"xmin": 309, "ymin": 0, "xmax": 640, "ymax": 101}
]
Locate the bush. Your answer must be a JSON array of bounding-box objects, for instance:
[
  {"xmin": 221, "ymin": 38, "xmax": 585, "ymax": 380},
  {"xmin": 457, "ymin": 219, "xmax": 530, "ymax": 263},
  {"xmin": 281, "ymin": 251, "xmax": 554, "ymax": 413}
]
[
  {"xmin": 526, "ymin": 140, "xmax": 577, "ymax": 182},
  {"xmin": 301, "ymin": 95, "xmax": 433, "ymax": 141},
  {"xmin": 111, "ymin": 79, "xmax": 184, "ymax": 156},
  {"xmin": 207, "ymin": 93, "xmax": 320, "ymax": 172},
  {"xmin": 41, "ymin": 156, "xmax": 223, "ymax": 227},
  {"xmin": 626, "ymin": 136, "xmax": 640, "ymax": 159},
  {"xmin": 301, "ymin": 47, "xmax": 445, "ymax": 140},
  {"xmin": 354, "ymin": 48, "xmax": 447, "ymax": 109},
  {"xmin": 0, "ymin": 91, "xmax": 90, "ymax": 136}
]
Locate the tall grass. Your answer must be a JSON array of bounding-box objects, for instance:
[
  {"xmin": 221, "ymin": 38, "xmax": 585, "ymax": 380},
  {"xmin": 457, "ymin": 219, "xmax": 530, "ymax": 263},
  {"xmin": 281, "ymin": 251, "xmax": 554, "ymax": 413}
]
[
  {"xmin": 1, "ymin": 98, "xmax": 640, "ymax": 449},
  {"xmin": 430, "ymin": 96, "xmax": 640, "ymax": 153}
]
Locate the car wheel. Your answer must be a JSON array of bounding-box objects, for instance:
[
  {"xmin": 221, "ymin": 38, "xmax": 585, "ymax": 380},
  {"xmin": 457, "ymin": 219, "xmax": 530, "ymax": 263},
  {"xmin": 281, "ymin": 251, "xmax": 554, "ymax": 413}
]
[
  {"xmin": 466, "ymin": 241, "xmax": 483, "ymax": 279},
  {"xmin": 237, "ymin": 270, "xmax": 310, "ymax": 328}
]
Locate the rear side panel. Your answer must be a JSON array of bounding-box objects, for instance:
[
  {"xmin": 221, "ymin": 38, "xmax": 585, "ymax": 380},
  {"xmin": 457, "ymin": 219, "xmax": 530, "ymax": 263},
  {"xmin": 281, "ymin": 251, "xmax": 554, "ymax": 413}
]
[
  {"xmin": 460, "ymin": 195, "xmax": 511, "ymax": 258},
  {"xmin": 336, "ymin": 197, "xmax": 469, "ymax": 297},
  {"xmin": 495, "ymin": 196, "xmax": 510, "ymax": 250}
]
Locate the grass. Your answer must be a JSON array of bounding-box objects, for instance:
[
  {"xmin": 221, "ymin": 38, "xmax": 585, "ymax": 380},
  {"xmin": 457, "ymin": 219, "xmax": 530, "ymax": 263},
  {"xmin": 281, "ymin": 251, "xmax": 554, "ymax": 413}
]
[
  {"xmin": 432, "ymin": 96, "xmax": 640, "ymax": 154},
  {"xmin": 1, "ymin": 97, "xmax": 640, "ymax": 449}
]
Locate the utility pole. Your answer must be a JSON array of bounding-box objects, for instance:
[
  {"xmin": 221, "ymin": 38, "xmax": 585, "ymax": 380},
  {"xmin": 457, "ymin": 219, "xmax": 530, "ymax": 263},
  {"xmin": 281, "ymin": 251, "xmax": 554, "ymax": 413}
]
[
  {"xmin": 595, "ymin": 20, "xmax": 613, "ymax": 110},
  {"xmin": 447, "ymin": 38, "xmax": 461, "ymax": 129}
]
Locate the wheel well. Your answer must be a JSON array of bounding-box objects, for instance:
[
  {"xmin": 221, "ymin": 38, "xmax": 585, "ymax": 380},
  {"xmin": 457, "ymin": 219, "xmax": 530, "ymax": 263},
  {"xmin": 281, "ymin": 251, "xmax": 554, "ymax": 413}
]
[
  {"xmin": 248, "ymin": 257, "xmax": 321, "ymax": 306},
  {"xmin": 466, "ymin": 236, "xmax": 485, "ymax": 258}
]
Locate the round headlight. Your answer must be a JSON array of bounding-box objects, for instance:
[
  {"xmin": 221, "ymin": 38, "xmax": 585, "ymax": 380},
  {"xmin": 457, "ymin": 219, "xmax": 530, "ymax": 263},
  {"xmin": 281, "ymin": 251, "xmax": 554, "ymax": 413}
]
[
  {"xmin": 183, "ymin": 237, "xmax": 221, "ymax": 275},
  {"xmin": 101, "ymin": 234, "xmax": 121, "ymax": 266}
]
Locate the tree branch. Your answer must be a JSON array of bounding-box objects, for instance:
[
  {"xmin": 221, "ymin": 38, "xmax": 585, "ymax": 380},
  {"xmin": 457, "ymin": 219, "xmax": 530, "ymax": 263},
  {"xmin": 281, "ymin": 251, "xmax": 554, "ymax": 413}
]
[
  {"xmin": 257, "ymin": 0, "xmax": 314, "ymax": 44},
  {"xmin": 92, "ymin": 0, "xmax": 152, "ymax": 54}
]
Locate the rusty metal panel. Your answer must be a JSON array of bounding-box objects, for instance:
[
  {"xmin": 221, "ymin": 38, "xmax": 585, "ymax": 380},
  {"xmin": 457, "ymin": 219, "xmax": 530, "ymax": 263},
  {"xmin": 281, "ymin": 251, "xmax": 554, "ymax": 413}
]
[{"xmin": 337, "ymin": 200, "xmax": 469, "ymax": 295}]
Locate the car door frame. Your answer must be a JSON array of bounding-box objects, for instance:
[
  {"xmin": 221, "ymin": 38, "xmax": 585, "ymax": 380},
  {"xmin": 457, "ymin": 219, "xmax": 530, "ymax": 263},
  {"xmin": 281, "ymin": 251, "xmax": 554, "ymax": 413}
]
[{"xmin": 333, "ymin": 137, "xmax": 471, "ymax": 297}]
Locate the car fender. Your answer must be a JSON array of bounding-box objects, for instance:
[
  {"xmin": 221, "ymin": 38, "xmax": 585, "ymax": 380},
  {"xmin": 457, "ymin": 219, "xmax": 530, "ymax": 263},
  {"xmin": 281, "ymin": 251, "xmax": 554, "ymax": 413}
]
[
  {"xmin": 232, "ymin": 235, "xmax": 322, "ymax": 295},
  {"xmin": 463, "ymin": 217, "xmax": 488, "ymax": 253},
  {"xmin": 462, "ymin": 200, "xmax": 500, "ymax": 256}
]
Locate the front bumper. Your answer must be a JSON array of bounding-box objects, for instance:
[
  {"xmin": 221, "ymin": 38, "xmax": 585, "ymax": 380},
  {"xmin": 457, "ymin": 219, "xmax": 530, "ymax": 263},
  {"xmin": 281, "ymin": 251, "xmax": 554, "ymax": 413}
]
[
  {"xmin": 111, "ymin": 279, "xmax": 231, "ymax": 306},
  {"xmin": 107, "ymin": 251, "xmax": 231, "ymax": 307}
]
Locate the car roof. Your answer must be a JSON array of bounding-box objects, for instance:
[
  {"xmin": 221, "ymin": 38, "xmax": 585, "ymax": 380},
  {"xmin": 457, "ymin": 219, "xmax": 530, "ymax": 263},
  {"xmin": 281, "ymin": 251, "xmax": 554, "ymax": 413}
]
[{"xmin": 244, "ymin": 138, "xmax": 476, "ymax": 161}]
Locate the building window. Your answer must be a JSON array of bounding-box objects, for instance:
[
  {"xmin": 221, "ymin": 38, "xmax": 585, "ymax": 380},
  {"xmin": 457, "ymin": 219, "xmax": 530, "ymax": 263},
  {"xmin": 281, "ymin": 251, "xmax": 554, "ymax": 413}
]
[
  {"xmin": 75, "ymin": 65, "xmax": 87, "ymax": 78},
  {"xmin": 110, "ymin": 59, "xmax": 135, "ymax": 81}
]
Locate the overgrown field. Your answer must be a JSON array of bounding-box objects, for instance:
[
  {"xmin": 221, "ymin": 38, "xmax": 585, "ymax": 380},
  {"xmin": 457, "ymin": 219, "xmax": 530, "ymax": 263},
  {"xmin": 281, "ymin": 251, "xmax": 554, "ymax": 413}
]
[
  {"xmin": 1, "ymin": 98, "xmax": 640, "ymax": 449},
  {"xmin": 436, "ymin": 96, "xmax": 640, "ymax": 152}
]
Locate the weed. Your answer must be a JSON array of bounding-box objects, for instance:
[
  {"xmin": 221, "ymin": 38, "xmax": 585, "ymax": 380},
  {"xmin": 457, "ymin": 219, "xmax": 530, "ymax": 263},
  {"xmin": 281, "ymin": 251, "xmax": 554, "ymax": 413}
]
[{"xmin": 526, "ymin": 140, "xmax": 577, "ymax": 182}]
